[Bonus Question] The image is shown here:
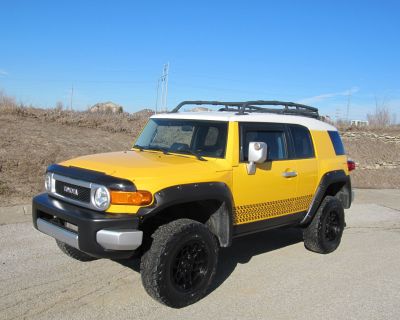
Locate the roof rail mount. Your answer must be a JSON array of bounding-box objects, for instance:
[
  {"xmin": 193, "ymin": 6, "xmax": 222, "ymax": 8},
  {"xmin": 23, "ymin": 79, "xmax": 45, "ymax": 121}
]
[{"xmin": 169, "ymin": 100, "xmax": 319, "ymax": 119}]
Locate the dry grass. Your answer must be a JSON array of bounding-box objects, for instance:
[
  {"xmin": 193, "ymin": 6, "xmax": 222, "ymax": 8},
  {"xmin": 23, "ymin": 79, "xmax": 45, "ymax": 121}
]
[
  {"xmin": 0, "ymin": 113, "xmax": 135, "ymax": 205},
  {"xmin": 0, "ymin": 90, "xmax": 152, "ymax": 136}
]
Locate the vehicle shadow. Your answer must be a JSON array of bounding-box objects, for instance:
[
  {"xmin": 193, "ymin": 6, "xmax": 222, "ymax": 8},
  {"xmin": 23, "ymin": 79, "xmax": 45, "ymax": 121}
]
[
  {"xmin": 118, "ymin": 255, "xmax": 141, "ymax": 272},
  {"xmin": 209, "ymin": 227, "xmax": 303, "ymax": 294},
  {"xmin": 117, "ymin": 227, "xmax": 303, "ymax": 294}
]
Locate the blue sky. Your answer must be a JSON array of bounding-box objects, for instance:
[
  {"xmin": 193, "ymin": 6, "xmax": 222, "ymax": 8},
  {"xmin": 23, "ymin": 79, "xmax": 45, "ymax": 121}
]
[{"xmin": 0, "ymin": 0, "xmax": 399, "ymax": 120}]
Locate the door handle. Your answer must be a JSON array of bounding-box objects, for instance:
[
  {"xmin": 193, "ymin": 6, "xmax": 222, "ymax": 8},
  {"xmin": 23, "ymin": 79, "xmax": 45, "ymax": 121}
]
[{"xmin": 282, "ymin": 171, "xmax": 297, "ymax": 178}]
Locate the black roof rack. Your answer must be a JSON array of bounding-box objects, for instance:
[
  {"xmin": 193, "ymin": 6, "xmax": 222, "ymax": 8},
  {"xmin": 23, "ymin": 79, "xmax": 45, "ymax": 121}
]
[{"xmin": 170, "ymin": 100, "xmax": 319, "ymax": 119}]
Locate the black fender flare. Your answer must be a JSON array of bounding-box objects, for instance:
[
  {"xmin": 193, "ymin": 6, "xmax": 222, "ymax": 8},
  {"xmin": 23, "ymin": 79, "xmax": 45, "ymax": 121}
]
[
  {"xmin": 300, "ymin": 170, "xmax": 352, "ymax": 226},
  {"xmin": 137, "ymin": 182, "xmax": 234, "ymax": 247}
]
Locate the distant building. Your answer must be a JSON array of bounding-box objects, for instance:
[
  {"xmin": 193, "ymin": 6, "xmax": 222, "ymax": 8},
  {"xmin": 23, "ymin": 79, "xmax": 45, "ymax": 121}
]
[
  {"xmin": 89, "ymin": 102, "xmax": 123, "ymax": 113},
  {"xmin": 351, "ymin": 120, "xmax": 369, "ymax": 127}
]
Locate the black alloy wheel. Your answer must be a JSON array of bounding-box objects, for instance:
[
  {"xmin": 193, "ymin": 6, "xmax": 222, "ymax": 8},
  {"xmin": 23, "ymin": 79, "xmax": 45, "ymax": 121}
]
[
  {"xmin": 324, "ymin": 210, "xmax": 341, "ymax": 242},
  {"xmin": 171, "ymin": 239, "xmax": 209, "ymax": 292}
]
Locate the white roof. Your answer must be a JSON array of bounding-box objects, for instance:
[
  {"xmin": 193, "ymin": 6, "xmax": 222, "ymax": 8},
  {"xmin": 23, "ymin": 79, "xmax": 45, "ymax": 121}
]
[{"xmin": 152, "ymin": 112, "xmax": 337, "ymax": 131}]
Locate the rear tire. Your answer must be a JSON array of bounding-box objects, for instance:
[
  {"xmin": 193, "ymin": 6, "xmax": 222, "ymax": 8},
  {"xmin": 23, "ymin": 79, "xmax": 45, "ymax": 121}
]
[
  {"xmin": 303, "ymin": 196, "xmax": 345, "ymax": 254},
  {"xmin": 140, "ymin": 219, "xmax": 218, "ymax": 308},
  {"xmin": 56, "ymin": 240, "xmax": 97, "ymax": 261}
]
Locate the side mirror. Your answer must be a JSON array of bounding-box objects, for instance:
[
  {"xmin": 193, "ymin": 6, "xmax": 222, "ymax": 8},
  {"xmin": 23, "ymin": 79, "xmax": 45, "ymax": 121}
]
[{"xmin": 247, "ymin": 142, "xmax": 268, "ymax": 175}]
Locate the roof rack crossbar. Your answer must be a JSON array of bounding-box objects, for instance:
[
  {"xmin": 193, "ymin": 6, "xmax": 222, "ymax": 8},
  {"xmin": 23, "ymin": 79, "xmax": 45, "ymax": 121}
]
[
  {"xmin": 170, "ymin": 101, "xmax": 244, "ymax": 113},
  {"xmin": 169, "ymin": 100, "xmax": 319, "ymax": 119}
]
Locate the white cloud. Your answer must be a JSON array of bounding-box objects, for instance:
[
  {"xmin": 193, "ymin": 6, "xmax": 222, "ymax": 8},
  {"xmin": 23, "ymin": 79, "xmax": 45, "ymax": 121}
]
[
  {"xmin": 298, "ymin": 87, "xmax": 359, "ymax": 105},
  {"xmin": 0, "ymin": 69, "xmax": 8, "ymax": 76}
]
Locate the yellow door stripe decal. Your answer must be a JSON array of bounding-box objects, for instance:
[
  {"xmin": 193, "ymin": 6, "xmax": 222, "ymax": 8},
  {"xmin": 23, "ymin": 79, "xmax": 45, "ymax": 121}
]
[{"xmin": 234, "ymin": 195, "xmax": 313, "ymax": 224}]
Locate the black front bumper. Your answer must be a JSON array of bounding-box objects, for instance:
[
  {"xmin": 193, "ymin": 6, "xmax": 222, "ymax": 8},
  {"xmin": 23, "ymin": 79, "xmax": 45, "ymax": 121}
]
[{"xmin": 32, "ymin": 193, "xmax": 141, "ymax": 259}]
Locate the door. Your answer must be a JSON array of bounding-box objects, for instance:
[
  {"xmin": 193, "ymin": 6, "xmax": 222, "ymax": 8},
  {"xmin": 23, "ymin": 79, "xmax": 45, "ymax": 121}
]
[{"xmin": 232, "ymin": 123, "xmax": 298, "ymax": 226}]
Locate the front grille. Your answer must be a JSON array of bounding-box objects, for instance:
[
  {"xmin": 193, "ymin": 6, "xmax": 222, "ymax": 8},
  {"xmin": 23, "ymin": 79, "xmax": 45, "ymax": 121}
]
[{"xmin": 55, "ymin": 180, "xmax": 91, "ymax": 203}]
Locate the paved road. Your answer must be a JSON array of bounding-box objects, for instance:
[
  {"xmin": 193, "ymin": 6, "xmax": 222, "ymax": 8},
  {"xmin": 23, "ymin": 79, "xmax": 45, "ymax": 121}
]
[{"xmin": 1, "ymin": 189, "xmax": 399, "ymax": 320}]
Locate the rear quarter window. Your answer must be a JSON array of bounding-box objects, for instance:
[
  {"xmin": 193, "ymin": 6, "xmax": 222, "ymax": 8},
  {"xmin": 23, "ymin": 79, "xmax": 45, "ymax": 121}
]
[
  {"xmin": 328, "ymin": 131, "xmax": 345, "ymax": 155},
  {"xmin": 289, "ymin": 125, "xmax": 315, "ymax": 159}
]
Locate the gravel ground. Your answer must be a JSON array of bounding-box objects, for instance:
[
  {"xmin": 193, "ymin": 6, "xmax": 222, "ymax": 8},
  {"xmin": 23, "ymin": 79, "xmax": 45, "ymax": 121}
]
[{"xmin": 0, "ymin": 189, "xmax": 399, "ymax": 320}]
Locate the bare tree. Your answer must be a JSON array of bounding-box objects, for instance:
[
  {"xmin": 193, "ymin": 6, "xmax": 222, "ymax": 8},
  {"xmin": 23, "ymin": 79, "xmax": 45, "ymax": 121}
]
[
  {"xmin": 55, "ymin": 101, "xmax": 64, "ymax": 111},
  {"xmin": 0, "ymin": 90, "xmax": 17, "ymax": 109},
  {"xmin": 367, "ymin": 96, "xmax": 393, "ymax": 127},
  {"xmin": 391, "ymin": 113, "xmax": 397, "ymax": 125}
]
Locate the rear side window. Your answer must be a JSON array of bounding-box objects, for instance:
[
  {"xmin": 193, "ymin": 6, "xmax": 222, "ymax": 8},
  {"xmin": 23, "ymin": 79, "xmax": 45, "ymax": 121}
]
[
  {"xmin": 328, "ymin": 131, "xmax": 345, "ymax": 155},
  {"xmin": 289, "ymin": 125, "xmax": 315, "ymax": 159}
]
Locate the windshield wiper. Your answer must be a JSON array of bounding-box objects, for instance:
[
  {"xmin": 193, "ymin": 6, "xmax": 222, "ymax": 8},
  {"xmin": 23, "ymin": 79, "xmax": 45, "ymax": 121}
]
[
  {"xmin": 133, "ymin": 145, "xmax": 170, "ymax": 155},
  {"xmin": 180, "ymin": 149, "xmax": 207, "ymax": 161},
  {"xmin": 147, "ymin": 146, "xmax": 170, "ymax": 155},
  {"xmin": 134, "ymin": 145, "xmax": 205, "ymax": 160}
]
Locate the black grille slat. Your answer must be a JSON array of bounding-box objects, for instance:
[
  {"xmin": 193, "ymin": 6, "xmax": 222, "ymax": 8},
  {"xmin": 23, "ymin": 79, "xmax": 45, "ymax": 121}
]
[{"xmin": 55, "ymin": 180, "xmax": 91, "ymax": 203}]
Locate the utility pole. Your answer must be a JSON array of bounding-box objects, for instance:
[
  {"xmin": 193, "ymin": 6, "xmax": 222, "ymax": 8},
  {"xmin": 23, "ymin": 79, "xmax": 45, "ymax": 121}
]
[
  {"xmin": 346, "ymin": 91, "xmax": 352, "ymax": 122},
  {"xmin": 163, "ymin": 62, "xmax": 169, "ymax": 111},
  {"xmin": 155, "ymin": 78, "xmax": 160, "ymax": 114},
  {"xmin": 155, "ymin": 63, "xmax": 169, "ymax": 112},
  {"xmin": 335, "ymin": 107, "xmax": 341, "ymax": 123},
  {"xmin": 160, "ymin": 71, "xmax": 165, "ymax": 112}
]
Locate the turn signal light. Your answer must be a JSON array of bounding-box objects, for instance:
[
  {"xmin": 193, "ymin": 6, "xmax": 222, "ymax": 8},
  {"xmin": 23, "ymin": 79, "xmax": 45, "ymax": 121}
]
[{"xmin": 110, "ymin": 191, "xmax": 152, "ymax": 205}]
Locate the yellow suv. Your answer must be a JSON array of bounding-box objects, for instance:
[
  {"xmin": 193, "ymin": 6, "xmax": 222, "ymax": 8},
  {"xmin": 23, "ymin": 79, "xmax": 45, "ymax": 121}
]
[{"xmin": 32, "ymin": 100, "xmax": 354, "ymax": 308}]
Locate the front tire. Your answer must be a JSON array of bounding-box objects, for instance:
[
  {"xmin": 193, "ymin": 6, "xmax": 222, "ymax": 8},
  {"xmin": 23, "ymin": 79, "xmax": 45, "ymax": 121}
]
[
  {"xmin": 303, "ymin": 196, "xmax": 345, "ymax": 254},
  {"xmin": 140, "ymin": 219, "xmax": 219, "ymax": 308},
  {"xmin": 56, "ymin": 240, "xmax": 97, "ymax": 261}
]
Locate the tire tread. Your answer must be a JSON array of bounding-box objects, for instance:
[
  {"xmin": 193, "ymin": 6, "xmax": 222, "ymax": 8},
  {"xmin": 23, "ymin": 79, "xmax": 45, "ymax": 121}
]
[
  {"xmin": 303, "ymin": 196, "xmax": 344, "ymax": 254},
  {"xmin": 140, "ymin": 219, "xmax": 218, "ymax": 308}
]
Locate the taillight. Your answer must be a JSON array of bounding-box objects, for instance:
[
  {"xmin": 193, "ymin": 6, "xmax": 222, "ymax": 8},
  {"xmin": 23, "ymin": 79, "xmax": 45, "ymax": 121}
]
[{"xmin": 347, "ymin": 159, "xmax": 356, "ymax": 172}]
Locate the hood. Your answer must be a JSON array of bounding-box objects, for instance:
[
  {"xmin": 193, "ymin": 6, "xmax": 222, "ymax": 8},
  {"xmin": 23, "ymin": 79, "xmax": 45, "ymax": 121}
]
[{"xmin": 60, "ymin": 150, "xmax": 231, "ymax": 191}]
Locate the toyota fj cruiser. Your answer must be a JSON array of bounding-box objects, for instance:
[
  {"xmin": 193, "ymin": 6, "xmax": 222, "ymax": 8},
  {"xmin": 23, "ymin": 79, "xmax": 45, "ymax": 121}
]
[{"xmin": 32, "ymin": 100, "xmax": 354, "ymax": 308}]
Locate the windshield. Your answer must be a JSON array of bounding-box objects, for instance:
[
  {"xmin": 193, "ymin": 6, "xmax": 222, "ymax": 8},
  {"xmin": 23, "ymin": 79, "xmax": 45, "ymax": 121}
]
[{"xmin": 134, "ymin": 119, "xmax": 228, "ymax": 159}]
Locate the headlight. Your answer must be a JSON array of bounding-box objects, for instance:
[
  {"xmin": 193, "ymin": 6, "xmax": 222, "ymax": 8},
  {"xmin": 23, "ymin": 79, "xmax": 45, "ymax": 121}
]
[
  {"xmin": 93, "ymin": 186, "xmax": 110, "ymax": 210},
  {"xmin": 45, "ymin": 173, "xmax": 52, "ymax": 192}
]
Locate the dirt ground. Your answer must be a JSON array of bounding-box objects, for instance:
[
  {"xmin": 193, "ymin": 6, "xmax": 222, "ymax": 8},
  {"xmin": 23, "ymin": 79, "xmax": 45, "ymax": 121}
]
[
  {"xmin": 0, "ymin": 114, "xmax": 134, "ymax": 206},
  {"xmin": 342, "ymin": 131, "xmax": 400, "ymax": 189},
  {"xmin": 0, "ymin": 111, "xmax": 399, "ymax": 206}
]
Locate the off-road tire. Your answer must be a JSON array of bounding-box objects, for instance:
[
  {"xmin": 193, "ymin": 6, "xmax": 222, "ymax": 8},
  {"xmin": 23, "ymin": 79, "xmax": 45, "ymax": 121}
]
[
  {"xmin": 303, "ymin": 196, "xmax": 345, "ymax": 254},
  {"xmin": 140, "ymin": 219, "xmax": 219, "ymax": 308},
  {"xmin": 56, "ymin": 240, "xmax": 97, "ymax": 261}
]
